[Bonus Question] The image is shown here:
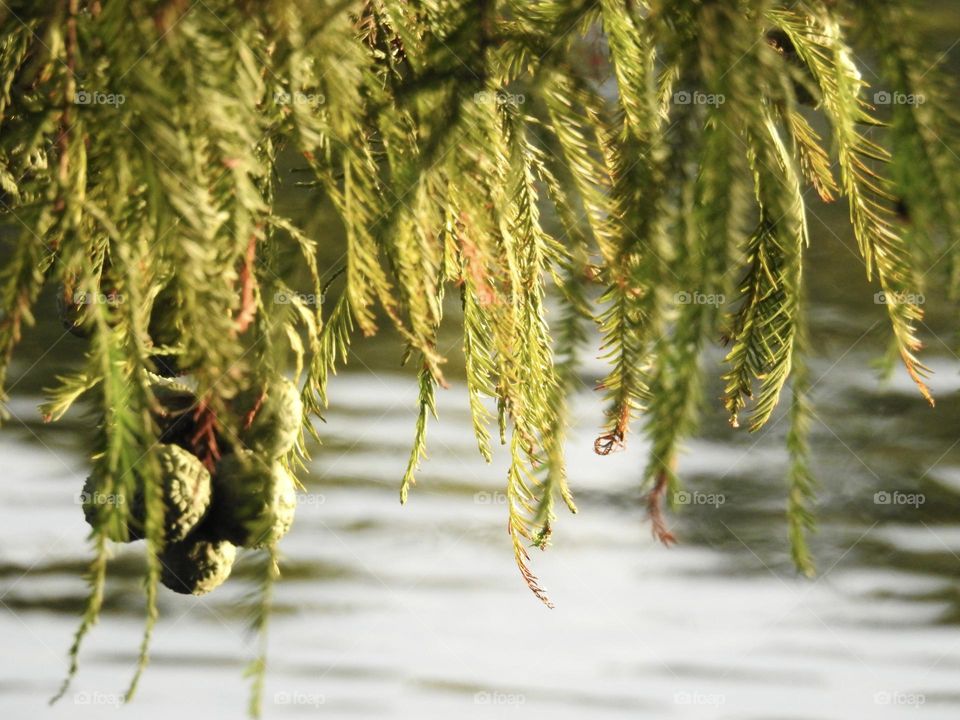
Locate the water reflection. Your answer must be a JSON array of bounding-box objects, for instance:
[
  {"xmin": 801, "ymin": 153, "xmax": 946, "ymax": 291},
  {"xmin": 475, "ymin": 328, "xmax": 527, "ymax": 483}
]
[{"xmin": 3, "ymin": 337, "xmax": 960, "ymax": 718}]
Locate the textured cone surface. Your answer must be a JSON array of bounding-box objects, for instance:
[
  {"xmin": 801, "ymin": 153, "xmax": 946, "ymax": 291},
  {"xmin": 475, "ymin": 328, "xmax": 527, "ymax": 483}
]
[
  {"xmin": 143, "ymin": 444, "xmax": 213, "ymax": 542},
  {"xmin": 160, "ymin": 535, "xmax": 236, "ymax": 596},
  {"xmin": 211, "ymin": 451, "xmax": 297, "ymax": 548},
  {"xmin": 239, "ymin": 377, "xmax": 303, "ymax": 458},
  {"xmin": 80, "ymin": 475, "xmax": 134, "ymax": 542},
  {"xmin": 83, "ymin": 445, "xmax": 211, "ymax": 543}
]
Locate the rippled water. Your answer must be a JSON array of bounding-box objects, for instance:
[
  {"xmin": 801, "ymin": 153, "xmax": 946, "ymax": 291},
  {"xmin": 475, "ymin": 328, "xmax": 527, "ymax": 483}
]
[{"xmin": 3, "ymin": 309, "xmax": 960, "ymax": 719}]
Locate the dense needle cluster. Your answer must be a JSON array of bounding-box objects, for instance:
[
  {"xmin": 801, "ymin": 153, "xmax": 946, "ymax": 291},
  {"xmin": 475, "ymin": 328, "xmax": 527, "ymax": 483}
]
[{"xmin": 0, "ymin": 0, "xmax": 957, "ymax": 716}]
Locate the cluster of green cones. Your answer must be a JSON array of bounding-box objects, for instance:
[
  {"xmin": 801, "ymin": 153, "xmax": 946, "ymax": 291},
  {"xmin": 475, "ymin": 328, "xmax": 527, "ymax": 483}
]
[{"xmin": 81, "ymin": 375, "xmax": 303, "ymax": 595}]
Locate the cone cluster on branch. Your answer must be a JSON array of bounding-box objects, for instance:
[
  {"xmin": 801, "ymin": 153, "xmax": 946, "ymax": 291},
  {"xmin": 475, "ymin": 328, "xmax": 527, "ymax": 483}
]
[{"xmin": 80, "ymin": 374, "xmax": 302, "ymax": 595}]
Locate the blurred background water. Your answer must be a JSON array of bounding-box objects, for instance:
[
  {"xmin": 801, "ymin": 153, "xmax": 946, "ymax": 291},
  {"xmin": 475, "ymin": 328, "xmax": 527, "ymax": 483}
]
[{"xmin": 4, "ymin": 6, "xmax": 960, "ymax": 719}]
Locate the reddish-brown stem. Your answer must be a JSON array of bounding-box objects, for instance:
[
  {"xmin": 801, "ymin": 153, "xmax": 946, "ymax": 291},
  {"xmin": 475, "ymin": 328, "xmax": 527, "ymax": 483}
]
[
  {"xmin": 647, "ymin": 469, "xmax": 677, "ymax": 547},
  {"xmin": 234, "ymin": 233, "xmax": 258, "ymax": 334},
  {"xmin": 190, "ymin": 398, "xmax": 222, "ymax": 472},
  {"xmin": 594, "ymin": 404, "xmax": 630, "ymax": 455},
  {"xmin": 242, "ymin": 390, "xmax": 265, "ymax": 431}
]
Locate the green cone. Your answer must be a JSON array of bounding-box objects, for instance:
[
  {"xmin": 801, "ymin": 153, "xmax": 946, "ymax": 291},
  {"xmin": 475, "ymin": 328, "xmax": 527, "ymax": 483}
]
[
  {"xmin": 160, "ymin": 533, "xmax": 237, "ymax": 596},
  {"xmin": 139, "ymin": 444, "xmax": 212, "ymax": 542},
  {"xmin": 237, "ymin": 377, "xmax": 303, "ymax": 458},
  {"xmin": 210, "ymin": 451, "xmax": 297, "ymax": 548},
  {"xmin": 79, "ymin": 474, "xmax": 130, "ymax": 542},
  {"xmin": 81, "ymin": 444, "xmax": 211, "ymax": 543}
]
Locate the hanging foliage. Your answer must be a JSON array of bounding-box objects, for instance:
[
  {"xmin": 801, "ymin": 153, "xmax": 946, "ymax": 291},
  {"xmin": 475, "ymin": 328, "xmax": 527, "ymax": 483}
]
[{"xmin": 0, "ymin": 0, "xmax": 956, "ymax": 715}]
